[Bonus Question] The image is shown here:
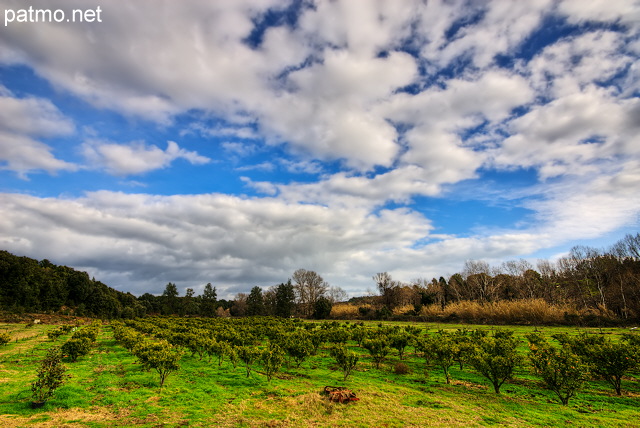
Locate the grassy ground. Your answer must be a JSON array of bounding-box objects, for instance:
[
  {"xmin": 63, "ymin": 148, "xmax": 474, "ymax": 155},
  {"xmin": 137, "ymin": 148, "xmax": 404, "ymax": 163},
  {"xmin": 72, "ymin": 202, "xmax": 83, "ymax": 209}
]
[{"xmin": 0, "ymin": 320, "xmax": 638, "ymax": 427}]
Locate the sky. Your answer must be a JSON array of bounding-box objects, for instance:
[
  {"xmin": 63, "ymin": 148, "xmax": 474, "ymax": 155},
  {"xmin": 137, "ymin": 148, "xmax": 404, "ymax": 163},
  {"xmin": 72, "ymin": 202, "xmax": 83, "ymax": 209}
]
[{"xmin": 0, "ymin": 0, "xmax": 639, "ymax": 299}]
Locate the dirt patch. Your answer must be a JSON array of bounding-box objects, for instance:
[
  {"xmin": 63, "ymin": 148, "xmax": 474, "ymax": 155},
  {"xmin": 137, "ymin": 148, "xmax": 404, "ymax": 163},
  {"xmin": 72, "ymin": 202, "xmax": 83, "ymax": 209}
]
[
  {"xmin": 0, "ymin": 312, "xmax": 94, "ymax": 325},
  {"xmin": 452, "ymin": 380, "xmax": 488, "ymax": 390},
  {"xmin": 0, "ymin": 406, "xmax": 130, "ymax": 428}
]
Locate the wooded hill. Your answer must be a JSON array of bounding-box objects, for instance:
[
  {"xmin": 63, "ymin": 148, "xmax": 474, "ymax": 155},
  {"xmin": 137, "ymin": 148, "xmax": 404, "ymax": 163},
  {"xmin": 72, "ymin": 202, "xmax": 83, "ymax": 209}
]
[{"xmin": 0, "ymin": 250, "xmax": 144, "ymax": 318}]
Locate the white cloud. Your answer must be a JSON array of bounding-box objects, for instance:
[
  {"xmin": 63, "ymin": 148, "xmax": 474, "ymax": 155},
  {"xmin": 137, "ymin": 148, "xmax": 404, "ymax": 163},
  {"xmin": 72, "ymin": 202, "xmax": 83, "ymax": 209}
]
[
  {"xmin": 493, "ymin": 86, "xmax": 640, "ymax": 178},
  {"xmin": 83, "ymin": 140, "xmax": 210, "ymax": 176},
  {"xmin": 420, "ymin": 0, "xmax": 553, "ymax": 69},
  {"xmin": 296, "ymin": 0, "xmax": 419, "ymax": 57},
  {"xmin": 0, "ymin": 132, "xmax": 77, "ymax": 178},
  {"xmin": 221, "ymin": 142, "xmax": 257, "ymax": 157},
  {"xmin": 526, "ymin": 170, "xmax": 640, "ymax": 243},
  {"xmin": 236, "ymin": 161, "xmax": 274, "ymax": 172},
  {"xmin": 0, "ymin": 191, "xmax": 433, "ymax": 295},
  {"xmin": 0, "ymin": 89, "xmax": 76, "ymax": 176},
  {"xmin": 558, "ymin": 0, "xmax": 640, "ymax": 26},
  {"xmin": 278, "ymin": 159, "xmax": 323, "ymax": 174},
  {"xmin": 258, "ymin": 49, "xmax": 418, "ymax": 170},
  {"xmin": 527, "ymin": 30, "xmax": 634, "ymax": 97}
]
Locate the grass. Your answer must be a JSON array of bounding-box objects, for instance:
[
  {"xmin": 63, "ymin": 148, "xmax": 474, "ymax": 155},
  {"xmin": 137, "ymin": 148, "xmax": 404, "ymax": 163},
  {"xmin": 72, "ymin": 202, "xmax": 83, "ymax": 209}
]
[
  {"xmin": 331, "ymin": 299, "xmax": 603, "ymax": 325},
  {"xmin": 0, "ymin": 319, "xmax": 638, "ymax": 427}
]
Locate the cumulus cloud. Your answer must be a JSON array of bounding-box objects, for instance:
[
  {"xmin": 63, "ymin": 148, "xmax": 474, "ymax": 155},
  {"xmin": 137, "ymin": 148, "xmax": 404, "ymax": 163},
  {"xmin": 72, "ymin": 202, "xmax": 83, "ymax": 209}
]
[
  {"xmin": 419, "ymin": 0, "xmax": 553, "ymax": 69},
  {"xmin": 0, "ymin": 88, "xmax": 76, "ymax": 176},
  {"xmin": 494, "ymin": 88, "xmax": 639, "ymax": 177},
  {"xmin": 82, "ymin": 140, "xmax": 210, "ymax": 176},
  {"xmin": 258, "ymin": 49, "xmax": 417, "ymax": 170}
]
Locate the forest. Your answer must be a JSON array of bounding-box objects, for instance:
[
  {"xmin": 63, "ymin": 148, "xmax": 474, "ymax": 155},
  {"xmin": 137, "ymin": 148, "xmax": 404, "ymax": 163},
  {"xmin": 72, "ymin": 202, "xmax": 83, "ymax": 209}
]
[{"xmin": 0, "ymin": 233, "xmax": 639, "ymax": 324}]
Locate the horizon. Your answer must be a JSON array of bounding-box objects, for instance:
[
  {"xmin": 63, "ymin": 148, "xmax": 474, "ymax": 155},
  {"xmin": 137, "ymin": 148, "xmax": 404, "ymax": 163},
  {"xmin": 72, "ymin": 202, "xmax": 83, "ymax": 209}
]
[{"xmin": 1, "ymin": 0, "xmax": 638, "ymax": 300}]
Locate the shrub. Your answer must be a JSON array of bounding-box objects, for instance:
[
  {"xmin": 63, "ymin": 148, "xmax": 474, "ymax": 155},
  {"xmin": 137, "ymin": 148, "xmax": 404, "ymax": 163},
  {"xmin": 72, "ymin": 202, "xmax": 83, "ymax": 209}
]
[
  {"xmin": 325, "ymin": 327, "xmax": 350, "ymax": 344},
  {"xmin": 451, "ymin": 329, "xmax": 473, "ymax": 370},
  {"xmin": 419, "ymin": 299, "xmax": 582, "ymax": 324},
  {"xmin": 330, "ymin": 303, "xmax": 360, "ymax": 319},
  {"xmin": 47, "ymin": 329, "xmax": 64, "ymax": 341},
  {"xmin": 71, "ymin": 323, "xmax": 100, "ymax": 342},
  {"xmin": 394, "ymin": 362, "xmax": 410, "ymax": 375},
  {"xmin": 468, "ymin": 330, "xmax": 522, "ymax": 393},
  {"xmin": 31, "ymin": 347, "xmax": 67, "ymax": 403},
  {"xmin": 0, "ymin": 331, "xmax": 11, "ymax": 346},
  {"xmin": 308, "ymin": 329, "xmax": 325, "ymax": 355},
  {"xmin": 375, "ymin": 306, "xmax": 392, "ymax": 320},
  {"xmin": 358, "ymin": 306, "xmax": 372, "ymax": 318},
  {"xmin": 351, "ymin": 326, "xmax": 368, "ymax": 347},
  {"xmin": 61, "ymin": 337, "xmax": 92, "ymax": 362},
  {"xmin": 527, "ymin": 335, "xmax": 591, "ymax": 405}
]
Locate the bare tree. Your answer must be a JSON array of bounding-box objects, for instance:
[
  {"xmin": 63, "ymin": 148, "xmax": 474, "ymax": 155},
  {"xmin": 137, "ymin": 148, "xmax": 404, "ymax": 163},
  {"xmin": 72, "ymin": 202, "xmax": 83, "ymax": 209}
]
[
  {"xmin": 292, "ymin": 269, "xmax": 328, "ymax": 317},
  {"xmin": 611, "ymin": 233, "xmax": 640, "ymax": 261},
  {"xmin": 462, "ymin": 260, "xmax": 499, "ymax": 302},
  {"xmin": 327, "ymin": 286, "xmax": 348, "ymax": 304},
  {"xmin": 501, "ymin": 259, "xmax": 538, "ymax": 299},
  {"xmin": 230, "ymin": 293, "xmax": 248, "ymax": 317},
  {"xmin": 373, "ymin": 272, "xmax": 399, "ymax": 309}
]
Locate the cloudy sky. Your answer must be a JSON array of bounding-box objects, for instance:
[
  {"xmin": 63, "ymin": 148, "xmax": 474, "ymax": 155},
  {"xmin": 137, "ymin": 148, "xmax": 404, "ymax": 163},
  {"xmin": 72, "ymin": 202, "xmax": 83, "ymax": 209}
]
[{"xmin": 1, "ymin": 0, "xmax": 639, "ymax": 298}]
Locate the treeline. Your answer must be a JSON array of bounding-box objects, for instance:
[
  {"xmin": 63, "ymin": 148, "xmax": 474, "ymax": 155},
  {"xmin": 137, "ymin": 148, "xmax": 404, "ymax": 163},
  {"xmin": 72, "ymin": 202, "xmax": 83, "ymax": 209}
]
[
  {"xmin": 0, "ymin": 250, "xmax": 144, "ymax": 318},
  {"xmin": 1, "ymin": 232, "xmax": 639, "ymax": 323},
  {"xmin": 366, "ymin": 233, "xmax": 640, "ymax": 323},
  {"xmin": 140, "ymin": 269, "xmax": 339, "ymax": 320}
]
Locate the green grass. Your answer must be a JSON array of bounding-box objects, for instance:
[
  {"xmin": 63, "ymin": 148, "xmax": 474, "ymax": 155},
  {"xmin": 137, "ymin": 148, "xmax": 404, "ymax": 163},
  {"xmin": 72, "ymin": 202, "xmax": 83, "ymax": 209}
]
[{"xmin": 0, "ymin": 320, "xmax": 638, "ymax": 427}]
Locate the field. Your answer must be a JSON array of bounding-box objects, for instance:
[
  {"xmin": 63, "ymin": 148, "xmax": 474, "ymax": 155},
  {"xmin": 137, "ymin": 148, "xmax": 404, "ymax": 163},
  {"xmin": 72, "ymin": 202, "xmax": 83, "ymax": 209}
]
[{"xmin": 0, "ymin": 318, "xmax": 639, "ymax": 427}]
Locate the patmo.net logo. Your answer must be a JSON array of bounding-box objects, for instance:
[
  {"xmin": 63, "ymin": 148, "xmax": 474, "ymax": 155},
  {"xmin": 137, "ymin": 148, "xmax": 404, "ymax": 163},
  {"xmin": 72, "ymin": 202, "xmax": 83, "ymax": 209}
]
[{"xmin": 5, "ymin": 5, "xmax": 103, "ymax": 26}]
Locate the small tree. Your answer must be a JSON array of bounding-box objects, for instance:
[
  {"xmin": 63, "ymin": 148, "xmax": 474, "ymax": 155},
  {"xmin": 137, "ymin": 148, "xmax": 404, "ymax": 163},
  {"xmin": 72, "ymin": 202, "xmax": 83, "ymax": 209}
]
[
  {"xmin": 568, "ymin": 334, "xmax": 639, "ymax": 395},
  {"xmin": 415, "ymin": 332, "xmax": 458, "ymax": 384},
  {"xmin": 260, "ymin": 342, "xmax": 285, "ymax": 382},
  {"xmin": 468, "ymin": 330, "xmax": 522, "ymax": 394},
  {"xmin": 134, "ymin": 340, "xmax": 183, "ymax": 388},
  {"xmin": 390, "ymin": 331, "xmax": 410, "ymax": 360},
  {"xmin": 363, "ymin": 337, "xmax": 391, "ymax": 369},
  {"xmin": 308, "ymin": 329, "xmax": 325, "ymax": 355},
  {"xmin": 0, "ymin": 331, "xmax": 11, "ymax": 346},
  {"xmin": 330, "ymin": 344, "xmax": 359, "ymax": 381},
  {"xmin": 283, "ymin": 331, "xmax": 313, "ymax": 368},
  {"xmin": 451, "ymin": 329, "xmax": 473, "ymax": 370},
  {"xmin": 207, "ymin": 340, "xmax": 235, "ymax": 368},
  {"xmin": 527, "ymin": 335, "xmax": 591, "ymax": 405},
  {"xmin": 237, "ymin": 346, "xmax": 261, "ymax": 377},
  {"xmin": 31, "ymin": 347, "xmax": 67, "ymax": 404}
]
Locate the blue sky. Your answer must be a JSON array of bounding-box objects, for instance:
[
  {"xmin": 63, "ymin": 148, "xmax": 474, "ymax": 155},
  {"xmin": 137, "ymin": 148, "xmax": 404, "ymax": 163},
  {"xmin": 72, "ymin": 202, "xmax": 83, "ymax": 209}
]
[{"xmin": 1, "ymin": 0, "xmax": 639, "ymax": 298}]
